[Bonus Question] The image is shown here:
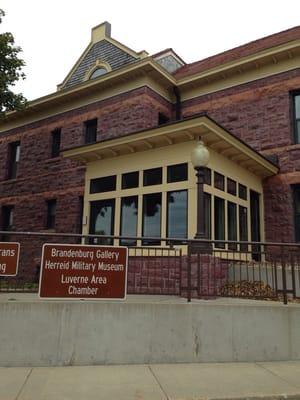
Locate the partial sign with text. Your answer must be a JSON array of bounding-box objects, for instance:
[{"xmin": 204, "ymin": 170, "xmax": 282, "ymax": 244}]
[
  {"xmin": 0, "ymin": 242, "xmax": 20, "ymax": 276},
  {"xmin": 39, "ymin": 244, "xmax": 128, "ymax": 300}
]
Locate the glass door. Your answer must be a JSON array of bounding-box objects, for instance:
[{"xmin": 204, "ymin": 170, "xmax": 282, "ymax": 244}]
[{"xmin": 89, "ymin": 199, "xmax": 115, "ymax": 245}]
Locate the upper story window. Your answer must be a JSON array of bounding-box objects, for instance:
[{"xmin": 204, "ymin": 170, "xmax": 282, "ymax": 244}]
[
  {"xmin": 7, "ymin": 141, "xmax": 20, "ymax": 180},
  {"xmin": 293, "ymin": 93, "xmax": 300, "ymax": 143},
  {"xmin": 2, "ymin": 206, "xmax": 14, "ymax": 231},
  {"xmin": 89, "ymin": 67, "xmax": 107, "ymax": 80},
  {"xmin": 158, "ymin": 112, "xmax": 169, "ymax": 125},
  {"xmin": 51, "ymin": 128, "xmax": 61, "ymax": 158},
  {"xmin": 46, "ymin": 199, "xmax": 56, "ymax": 230},
  {"xmin": 84, "ymin": 119, "xmax": 97, "ymax": 144}
]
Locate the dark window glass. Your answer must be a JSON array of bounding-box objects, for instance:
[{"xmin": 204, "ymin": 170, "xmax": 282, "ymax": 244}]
[
  {"xmin": 142, "ymin": 193, "xmax": 161, "ymax": 245},
  {"xmin": 46, "ymin": 200, "xmax": 56, "ymax": 229},
  {"xmin": 122, "ymin": 171, "xmax": 139, "ymax": 189},
  {"xmin": 293, "ymin": 185, "xmax": 300, "ymax": 242},
  {"xmin": 143, "ymin": 167, "xmax": 162, "ymax": 186},
  {"xmin": 1, "ymin": 206, "xmax": 14, "ymax": 241},
  {"xmin": 214, "ymin": 172, "xmax": 225, "ymax": 191},
  {"xmin": 90, "ymin": 175, "xmax": 116, "ymax": 194},
  {"xmin": 78, "ymin": 196, "xmax": 84, "ymax": 236},
  {"xmin": 158, "ymin": 112, "xmax": 169, "ymax": 125},
  {"xmin": 8, "ymin": 141, "xmax": 20, "ymax": 179},
  {"xmin": 167, "ymin": 163, "xmax": 188, "ymax": 183},
  {"xmin": 293, "ymin": 94, "xmax": 300, "ymax": 143},
  {"xmin": 2, "ymin": 206, "xmax": 14, "ymax": 231},
  {"xmin": 204, "ymin": 193, "xmax": 211, "ymax": 239},
  {"xmin": 120, "ymin": 196, "xmax": 138, "ymax": 246},
  {"xmin": 167, "ymin": 190, "xmax": 187, "ymax": 240},
  {"xmin": 227, "ymin": 178, "xmax": 237, "ymax": 196},
  {"xmin": 84, "ymin": 119, "xmax": 97, "ymax": 144},
  {"xmin": 239, "ymin": 184, "xmax": 247, "ymax": 200},
  {"xmin": 228, "ymin": 202, "xmax": 237, "ymax": 250},
  {"xmin": 204, "ymin": 168, "xmax": 211, "ymax": 185},
  {"xmin": 90, "ymin": 67, "xmax": 107, "ymax": 79},
  {"xmin": 239, "ymin": 206, "xmax": 248, "ymax": 251},
  {"xmin": 89, "ymin": 199, "xmax": 115, "ymax": 245},
  {"xmin": 214, "ymin": 197, "xmax": 225, "ymax": 248},
  {"xmin": 51, "ymin": 129, "xmax": 61, "ymax": 158}
]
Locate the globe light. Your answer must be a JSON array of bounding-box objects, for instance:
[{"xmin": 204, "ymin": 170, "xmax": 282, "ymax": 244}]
[{"xmin": 191, "ymin": 139, "xmax": 210, "ymax": 168}]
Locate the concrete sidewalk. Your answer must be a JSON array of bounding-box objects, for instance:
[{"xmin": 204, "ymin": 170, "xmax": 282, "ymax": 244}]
[{"xmin": 1, "ymin": 361, "xmax": 300, "ymax": 400}]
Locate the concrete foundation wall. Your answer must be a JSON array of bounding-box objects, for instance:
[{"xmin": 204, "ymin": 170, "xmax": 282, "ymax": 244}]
[{"xmin": 0, "ymin": 300, "xmax": 300, "ymax": 367}]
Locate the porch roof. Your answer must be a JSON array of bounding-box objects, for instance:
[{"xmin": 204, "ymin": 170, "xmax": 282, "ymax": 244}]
[{"xmin": 63, "ymin": 115, "xmax": 279, "ymax": 178}]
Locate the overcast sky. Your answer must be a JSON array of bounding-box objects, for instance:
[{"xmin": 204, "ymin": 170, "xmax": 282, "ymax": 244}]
[{"xmin": 1, "ymin": 0, "xmax": 300, "ymax": 101}]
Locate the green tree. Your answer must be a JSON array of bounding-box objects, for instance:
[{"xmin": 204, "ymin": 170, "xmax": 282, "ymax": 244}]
[{"xmin": 0, "ymin": 9, "xmax": 26, "ymax": 117}]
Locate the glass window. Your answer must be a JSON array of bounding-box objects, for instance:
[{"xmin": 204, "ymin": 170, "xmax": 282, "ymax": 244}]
[
  {"xmin": 120, "ymin": 196, "xmax": 138, "ymax": 246},
  {"xmin": 167, "ymin": 190, "xmax": 187, "ymax": 240},
  {"xmin": 228, "ymin": 202, "xmax": 237, "ymax": 250},
  {"xmin": 293, "ymin": 185, "xmax": 300, "ymax": 242},
  {"xmin": 90, "ymin": 67, "xmax": 107, "ymax": 79},
  {"xmin": 142, "ymin": 193, "xmax": 161, "ymax": 245},
  {"xmin": 8, "ymin": 141, "xmax": 20, "ymax": 179},
  {"xmin": 90, "ymin": 175, "xmax": 116, "ymax": 194},
  {"xmin": 51, "ymin": 129, "xmax": 61, "ymax": 158},
  {"xmin": 143, "ymin": 167, "xmax": 162, "ymax": 186},
  {"xmin": 204, "ymin": 193, "xmax": 211, "ymax": 239},
  {"xmin": 1, "ymin": 206, "xmax": 14, "ymax": 241},
  {"xmin": 46, "ymin": 199, "xmax": 56, "ymax": 229},
  {"xmin": 84, "ymin": 119, "xmax": 97, "ymax": 144},
  {"xmin": 294, "ymin": 94, "xmax": 300, "ymax": 143},
  {"xmin": 239, "ymin": 205, "xmax": 248, "ymax": 251},
  {"xmin": 204, "ymin": 168, "xmax": 211, "ymax": 185},
  {"xmin": 214, "ymin": 196, "xmax": 225, "ymax": 248},
  {"xmin": 2, "ymin": 206, "xmax": 14, "ymax": 231},
  {"xmin": 239, "ymin": 184, "xmax": 247, "ymax": 200},
  {"xmin": 214, "ymin": 172, "xmax": 225, "ymax": 191},
  {"xmin": 89, "ymin": 199, "xmax": 115, "ymax": 245},
  {"xmin": 227, "ymin": 178, "xmax": 237, "ymax": 196},
  {"xmin": 122, "ymin": 171, "xmax": 139, "ymax": 189},
  {"xmin": 167, "ymin": 163, "xmax": 188, "ymax": 183},
  {"xmin": 158, "ymin": 113, "xmax": 169, "ymax": 125}
]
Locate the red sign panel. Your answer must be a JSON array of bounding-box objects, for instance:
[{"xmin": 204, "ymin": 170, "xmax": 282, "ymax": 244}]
[
  {"xmin": 0, "ymin": 242, "xmax": 20, "ymax": 276},
  {"xmin": 39, "ymin": 244, "xmax": 128, "ymax": 300}
]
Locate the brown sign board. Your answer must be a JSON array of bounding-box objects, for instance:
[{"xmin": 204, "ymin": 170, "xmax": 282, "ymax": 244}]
[
  {"xmin": 0, "ymin": 242, "xmax": 20, "ymax": 276},
  {"xmin": 39, "ymin": 244, "xmax": 128, "ymax": 300}
]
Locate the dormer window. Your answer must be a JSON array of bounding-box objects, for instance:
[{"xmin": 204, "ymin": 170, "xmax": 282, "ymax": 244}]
[{"xmin": 89, "ymin": 67, "xmax": 108, "ymax": 79}]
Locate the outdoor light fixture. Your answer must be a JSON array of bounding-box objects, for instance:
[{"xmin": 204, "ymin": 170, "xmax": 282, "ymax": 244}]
[
  {"xmin": 191, "ymin": 138, "xmax": 211, "ymax": 252},
  {"xmin": 191, "ymin": 139, "xmax": 210, "ymax": 168}
]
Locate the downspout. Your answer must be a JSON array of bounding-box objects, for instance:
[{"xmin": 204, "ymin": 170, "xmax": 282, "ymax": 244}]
[{"xmin": 173, "ymin": 86, "xmax": 182, "ymax": 121}]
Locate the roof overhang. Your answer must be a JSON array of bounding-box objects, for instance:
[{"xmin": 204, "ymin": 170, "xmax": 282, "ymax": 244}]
[
  {"xmin": 63, "ymin": 115, "xmax": 279, "ymax": 179},
  {"xmin": 0, "ymin": 58, "xmax": 176, "ymax": 130}
]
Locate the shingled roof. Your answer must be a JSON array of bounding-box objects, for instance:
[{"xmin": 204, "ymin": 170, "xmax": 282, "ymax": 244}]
[
  {"xmin": 174, "ymin": 25, "xmax": 300, "ymax": 79},
  {"xmin": 64, "ymin": 40, "xmax": 137, "ymax": 88}
]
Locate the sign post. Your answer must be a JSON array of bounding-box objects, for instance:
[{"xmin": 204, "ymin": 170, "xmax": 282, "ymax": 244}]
[
  {"xmin": 39, "ymin": 243, "xmax": 128, "ymax": 300},
  {"xmin": 0, "ymin": 242, "xmax": 20, "ymax": 276}
]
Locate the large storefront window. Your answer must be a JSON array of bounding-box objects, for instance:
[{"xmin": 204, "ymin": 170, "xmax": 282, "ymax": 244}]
[
  {"xmin": 167, "ymin": 190, "xmax": 187, "ymax": 239},
  {"xmin": 120, "ymin": 196, "xmax": 138, "ymax": 246},
  {"xmin": 214, "ymin": 197, "xmax": 225, "ymax": 248},
  {"xmin": 90, "ymin": 199, "xmax": 115, "ymax": 245},
  {"xmin": 87, "ymin": 164, "xmax": 257, "ymax": 251},
  {"xmin": 142, "ymin": 193, "xmax": 162, "ymax": 245}
]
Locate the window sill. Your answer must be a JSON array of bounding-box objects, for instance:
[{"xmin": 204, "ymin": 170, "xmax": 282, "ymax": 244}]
[
  {"xmin": 39, "ymin": 229, "xmax": 56, "ymax": 233},
  {"xmin": 44, "ymin": 157, "xmax": 61, "ymax": 164}
]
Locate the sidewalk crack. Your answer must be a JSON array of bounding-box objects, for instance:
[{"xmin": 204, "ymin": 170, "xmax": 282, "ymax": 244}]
[
  {"xmin": 255, "ymin": 362, "xmax": 300, "ymax": 390},
  {"xmin": 148, "ymin": 365, "xmax": 169, "ymax": 400},
  {"xmin": 15, "ymin": 368, "xmax": 33, "ymax": 400}
]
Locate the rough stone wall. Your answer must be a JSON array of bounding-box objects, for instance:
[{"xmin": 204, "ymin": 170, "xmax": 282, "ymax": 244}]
[
  {"xmin": 181, "ymin": 68, "xmax": 300, "ymax": 242},
  {"xmin": 0, "ymin": 86, "xmax": 173, "ymax": 277}
]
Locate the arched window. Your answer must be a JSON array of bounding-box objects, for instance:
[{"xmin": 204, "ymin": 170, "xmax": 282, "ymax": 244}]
[{"xmin": 89, "ymin": 67, "xmax": 107, "ymax": 79}]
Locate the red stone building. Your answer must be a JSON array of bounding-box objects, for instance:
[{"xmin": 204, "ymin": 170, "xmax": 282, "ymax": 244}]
[{"xmin": 1, "ymin": 22, "xmax": 300, "ymax": 279}]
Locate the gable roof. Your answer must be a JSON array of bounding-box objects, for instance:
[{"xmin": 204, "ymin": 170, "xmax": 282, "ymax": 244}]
[
  {"xmin": 58, "ymin": 22, "xmax": 148, "ymax": 90},
  {"xmin": 174, "ymin": 25, "xmax": 300, "ymax": 79},
  {"xmin": 63, "ymin": 40, "xmax": 138, "ymax": 88}
]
